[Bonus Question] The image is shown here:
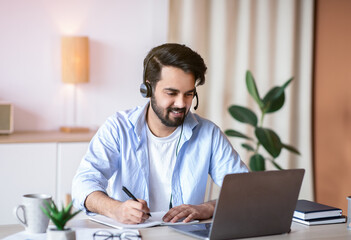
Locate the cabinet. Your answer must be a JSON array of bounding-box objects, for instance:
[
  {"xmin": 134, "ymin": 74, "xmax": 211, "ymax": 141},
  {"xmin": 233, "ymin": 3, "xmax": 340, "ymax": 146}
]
[
  {"xmin": 0, "ymin": 131, "xmax": 94, "ymax": 224},
  {"xmin": 57, "ymin": 142, "xmax": 89, "ymax": 206}
]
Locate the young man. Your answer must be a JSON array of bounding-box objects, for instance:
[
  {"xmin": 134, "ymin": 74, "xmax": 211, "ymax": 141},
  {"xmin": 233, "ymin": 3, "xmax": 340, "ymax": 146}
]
[{"xmin": 72, "ymin": 43, "xmax": 248, "ymax": 224}]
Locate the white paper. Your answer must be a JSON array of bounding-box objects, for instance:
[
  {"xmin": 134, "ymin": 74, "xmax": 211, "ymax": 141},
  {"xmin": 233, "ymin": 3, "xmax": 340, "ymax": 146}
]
[{"xmin": 89, "ymin": 211, "xmax": 199, "ymax": 229}]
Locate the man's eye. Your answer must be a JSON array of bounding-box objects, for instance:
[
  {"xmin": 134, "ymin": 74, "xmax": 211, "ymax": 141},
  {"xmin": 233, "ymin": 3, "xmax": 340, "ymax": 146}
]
[
  {"xmin": 186, "ymin": 93, "xmax": 194, "ymax": 97},
  {"xmin": 167, "ymin": 92, "xmax": 176, "ymax": 96}
]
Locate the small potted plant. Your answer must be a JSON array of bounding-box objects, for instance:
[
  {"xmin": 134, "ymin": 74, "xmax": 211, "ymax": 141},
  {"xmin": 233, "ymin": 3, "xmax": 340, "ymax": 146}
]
[{"xmin": 41, "ymin": 200, "xmax": 80, "ymax": 240}]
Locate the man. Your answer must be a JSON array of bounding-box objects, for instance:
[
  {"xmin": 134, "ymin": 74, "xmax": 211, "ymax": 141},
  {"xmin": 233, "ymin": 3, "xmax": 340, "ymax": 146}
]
[{"xmin": 72, "ymin": 43, "xmax": 248, "ymax": 225}]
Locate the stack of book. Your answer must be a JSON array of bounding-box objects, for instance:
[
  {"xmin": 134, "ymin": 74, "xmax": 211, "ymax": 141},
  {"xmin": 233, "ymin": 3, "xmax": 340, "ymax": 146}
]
[{"xmin": 293, "ymin": 200, "xmax": 346, "ymax": 226}]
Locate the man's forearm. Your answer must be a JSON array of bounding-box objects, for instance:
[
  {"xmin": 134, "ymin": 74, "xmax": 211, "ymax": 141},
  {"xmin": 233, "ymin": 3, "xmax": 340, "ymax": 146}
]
[{"xmin": 85, "ymin": 191, "xmax": 122, "ymax": 218}]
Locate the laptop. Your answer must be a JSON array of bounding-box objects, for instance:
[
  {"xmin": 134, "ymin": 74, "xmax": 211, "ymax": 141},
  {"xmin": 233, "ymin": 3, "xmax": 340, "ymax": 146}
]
[{"xmin": 169, "ymin": 169, "xmax": 305, "ymax": 240}]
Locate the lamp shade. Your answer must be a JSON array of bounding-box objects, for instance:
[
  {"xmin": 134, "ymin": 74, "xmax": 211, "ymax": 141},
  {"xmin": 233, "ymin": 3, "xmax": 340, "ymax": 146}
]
[{"xmin": 61, "ymin": 36, "xmax": 89, "ymax": 84}]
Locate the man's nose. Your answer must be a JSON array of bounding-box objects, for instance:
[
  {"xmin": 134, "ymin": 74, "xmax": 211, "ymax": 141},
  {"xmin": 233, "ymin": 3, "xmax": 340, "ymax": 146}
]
[{"xmin": 174, "ymin": 95, "xmax": 186, "ymax": 108}]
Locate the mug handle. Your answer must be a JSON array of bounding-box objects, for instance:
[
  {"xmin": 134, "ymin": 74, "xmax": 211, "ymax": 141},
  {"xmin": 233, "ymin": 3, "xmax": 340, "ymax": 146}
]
[{"xmin": 14, "ymin": 205, "xmax": 27, "ymax": 227}]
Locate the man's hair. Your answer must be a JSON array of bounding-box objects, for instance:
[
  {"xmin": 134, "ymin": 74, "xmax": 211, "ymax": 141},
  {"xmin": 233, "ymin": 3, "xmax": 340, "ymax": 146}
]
[{"xmin": 143, "ymin": 43, "xmax": 207, "ymax": 88}]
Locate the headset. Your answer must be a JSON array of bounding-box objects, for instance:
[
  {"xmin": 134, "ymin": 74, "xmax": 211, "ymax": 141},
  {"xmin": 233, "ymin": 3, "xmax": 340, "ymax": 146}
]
[{"xmin": 139, "ymin": 54, "xmax": 199, "ymax": 110}]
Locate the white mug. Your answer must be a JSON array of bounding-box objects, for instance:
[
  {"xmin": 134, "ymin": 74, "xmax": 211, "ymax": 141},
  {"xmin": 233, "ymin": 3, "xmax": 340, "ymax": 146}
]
[{"xmin": 14, "ymin": 193, "xmax": 52, "ymax": 233}]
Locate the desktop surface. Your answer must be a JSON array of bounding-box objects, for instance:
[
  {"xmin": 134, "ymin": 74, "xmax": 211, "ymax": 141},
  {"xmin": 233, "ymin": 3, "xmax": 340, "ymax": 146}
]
[{"xmin": 1, "ymin": 218, "xmax": 350, "ymax": 240}]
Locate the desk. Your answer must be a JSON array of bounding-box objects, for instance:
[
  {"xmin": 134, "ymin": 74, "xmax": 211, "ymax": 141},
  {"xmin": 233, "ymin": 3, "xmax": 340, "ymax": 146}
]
[{"xmin": 1, "ymin": 219, "xmax": 350, "ymax": 240}]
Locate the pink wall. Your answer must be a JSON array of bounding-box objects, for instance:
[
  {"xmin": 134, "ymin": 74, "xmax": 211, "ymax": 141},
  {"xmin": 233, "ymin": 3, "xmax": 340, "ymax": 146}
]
[{"xmin": 0, "ymin": 0, "xmax": 169, "ymax": 131}]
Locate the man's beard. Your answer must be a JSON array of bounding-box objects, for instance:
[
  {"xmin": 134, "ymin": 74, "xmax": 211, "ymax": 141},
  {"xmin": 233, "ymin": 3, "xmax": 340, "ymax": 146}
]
[{"xmin": 150, "ymin": 95, "xmax": 187, "ymax": 127}]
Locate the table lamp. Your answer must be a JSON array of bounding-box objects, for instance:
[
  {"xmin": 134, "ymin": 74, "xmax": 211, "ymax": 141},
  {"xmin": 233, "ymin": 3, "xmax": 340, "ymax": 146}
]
[{"xmin": 60, "ymin": 36, "xmax": 90, "ymax": 133}]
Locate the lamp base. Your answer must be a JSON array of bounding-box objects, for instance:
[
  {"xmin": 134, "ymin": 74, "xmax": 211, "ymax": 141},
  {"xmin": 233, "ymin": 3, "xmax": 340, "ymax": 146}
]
[{"xmin": 60, "ymin": 126, "xmax": 90, "ymax": 133}]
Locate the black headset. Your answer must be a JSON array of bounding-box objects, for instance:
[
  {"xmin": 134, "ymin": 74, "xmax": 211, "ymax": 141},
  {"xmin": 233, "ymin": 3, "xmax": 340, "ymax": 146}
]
[{"xmin": 139, "ymin": 55, "xmax": 199, "ymax": 110}]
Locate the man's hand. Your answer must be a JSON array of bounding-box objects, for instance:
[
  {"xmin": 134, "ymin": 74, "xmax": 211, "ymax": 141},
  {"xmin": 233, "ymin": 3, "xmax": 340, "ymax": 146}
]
[
  {"xmin": 85, "ymin": 191, "xmax": 151, "ymax": 224},
  {"xmin": 112, "ymin": 198, "xmax": 151, "ymax": 224},
  {"xmin": 162, "ymin": 200, "xmax": 216, "ymax": 223}
]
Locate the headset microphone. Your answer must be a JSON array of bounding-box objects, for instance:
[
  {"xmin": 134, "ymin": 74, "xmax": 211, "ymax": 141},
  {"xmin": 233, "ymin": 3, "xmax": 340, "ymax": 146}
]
[{"xmin": 194, "ymin": 92, "xmax": 199, "ymax": 110}]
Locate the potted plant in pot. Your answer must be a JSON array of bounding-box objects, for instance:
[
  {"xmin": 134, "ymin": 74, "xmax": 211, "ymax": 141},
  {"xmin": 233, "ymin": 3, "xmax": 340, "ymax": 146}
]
[
  {"xmin": 225, "ymin": 70, "xmax": 300, "ymax": 171},
  {"xmin": 41, "ymin": 200, "xmax": 80, "ymax": 240}
]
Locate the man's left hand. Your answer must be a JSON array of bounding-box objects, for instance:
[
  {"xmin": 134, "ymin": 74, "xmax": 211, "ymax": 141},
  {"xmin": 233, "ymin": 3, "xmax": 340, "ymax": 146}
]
[{"xmin": 162, "ymin": 200, "xmax": 216, "ymax": 223}]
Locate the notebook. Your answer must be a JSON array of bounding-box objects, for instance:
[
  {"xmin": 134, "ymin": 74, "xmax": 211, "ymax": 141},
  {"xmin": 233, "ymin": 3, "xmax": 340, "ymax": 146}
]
[
  {"xmin": 90, "ymin": 211, "xmax": 198, "ymax": 229},
  {"xmin": 292, "ymin": 215, "xmax": 346, "ymax": 226},
  {"xmin": 293, "ymin": 199, "xmax": 342, "ymax": 220},
  {"xmin": 169, "ymin": 169, "xmax": 305, "ymax": 240}
]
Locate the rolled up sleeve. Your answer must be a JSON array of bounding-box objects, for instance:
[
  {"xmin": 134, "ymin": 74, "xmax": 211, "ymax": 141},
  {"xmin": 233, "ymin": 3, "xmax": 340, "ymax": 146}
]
[{"xmin": 72, "ymin": 117, "xmax": 120, "ymax": 213}]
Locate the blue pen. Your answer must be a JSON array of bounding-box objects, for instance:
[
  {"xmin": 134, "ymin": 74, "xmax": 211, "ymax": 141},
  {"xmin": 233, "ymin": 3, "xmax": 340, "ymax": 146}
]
[{"xmin": 122, "ymin": 186, "xmax": 152, "ymax": 217}]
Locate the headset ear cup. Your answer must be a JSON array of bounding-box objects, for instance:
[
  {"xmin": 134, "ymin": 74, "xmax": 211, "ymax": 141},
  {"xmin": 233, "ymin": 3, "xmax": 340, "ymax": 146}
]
[{"xmin": 140, "ymin": 82, "xmax": 152, "ymax": 98}]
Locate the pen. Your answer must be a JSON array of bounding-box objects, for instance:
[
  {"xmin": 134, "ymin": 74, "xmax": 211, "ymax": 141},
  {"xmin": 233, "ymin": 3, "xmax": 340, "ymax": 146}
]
[{"xmin": 122, "ymin": 186, "xmax": 152, "ymax": 217}]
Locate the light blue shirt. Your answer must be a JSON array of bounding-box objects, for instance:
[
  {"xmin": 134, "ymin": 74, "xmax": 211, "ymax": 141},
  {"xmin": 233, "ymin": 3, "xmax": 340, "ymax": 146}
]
[{"xmin": 72, "ymin": 101, "xmax": 248, "ymax": 212}]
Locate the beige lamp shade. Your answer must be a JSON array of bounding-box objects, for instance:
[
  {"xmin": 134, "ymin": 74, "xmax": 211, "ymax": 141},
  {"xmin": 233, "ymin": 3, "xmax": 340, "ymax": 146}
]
[{"xmin": 61, "ymin": 36, "xmax": 89, "ymax": 84}]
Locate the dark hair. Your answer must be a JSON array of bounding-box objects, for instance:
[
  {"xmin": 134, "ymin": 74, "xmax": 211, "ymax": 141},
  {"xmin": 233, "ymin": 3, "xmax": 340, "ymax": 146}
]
[{"xmin": 143, "ymin": 43, "xmax": 207, "ymax": 88}]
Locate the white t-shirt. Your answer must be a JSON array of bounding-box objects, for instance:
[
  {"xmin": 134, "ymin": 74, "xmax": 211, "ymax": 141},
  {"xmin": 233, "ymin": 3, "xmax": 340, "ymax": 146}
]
[{"xmin": 146, "ymin": 124, "xmax": 181, "ymax": 212}]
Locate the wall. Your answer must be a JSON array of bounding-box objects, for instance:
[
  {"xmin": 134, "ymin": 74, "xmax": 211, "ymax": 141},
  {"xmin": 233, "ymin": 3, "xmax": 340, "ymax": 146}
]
[
  {"xmin": 313, "ymin": 0, "xmax": 351, "ymax": 212},
  {"xmin": 0, "ymin": 0, "xmax": 169, "ymax": 131}
]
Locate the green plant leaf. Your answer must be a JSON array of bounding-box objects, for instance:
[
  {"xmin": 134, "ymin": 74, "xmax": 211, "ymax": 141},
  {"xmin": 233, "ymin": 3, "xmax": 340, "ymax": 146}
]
[
  {"xmin": 265, "ymin": 78, "xmax": 293, "ymax": 102},
  {"xmin": 271, "ymin": 160, "xmax": 283, "ymax": 170},
  {"xmin": 246, "ymin": 70, "xmax": 264, "ymax": 108},
  {"xmin": 228, "ymin": 105, "xmax": 258, "ymax": 126},
  {"xmin": 255, "ymin": 127, "xmax": 282, "ymax": 158},
  {"xmin": 282, "ymin": 143, "xmax": 300, "ymax": 155},
  {"xmin": 40, "ymin": 206, "xmax": 50, "ymax": 219},
  {"xmin": 262, "ymin": 87, "xmax": 285, "ymax": 113},
  {"xmin": 262, "ymin": 77, "xmax": 293, "ymax": 113},
  {"xmin": 241, "ymin": 143, "xmax": 255, "ymax": 152},
  {"xmin": 249, "ymin": 154, "xmax": 265, "ymax": 171},
  {"xmin": 65, "ymin": 210, "xmax": 81, "ymax": 223},
  {"xmin": 50, "ymin": 201, "xmax": 58, "ymax": 213},
  {"xmin": 64, "ymin": 201, "xmax": 73, "ymax": 214},
  {"xmin": 40, "ymin": 200, "xmax": 80, "ymax": 230},
  {"xmin": 225, "ymin": 129, "xmax": 253, "ymax": 140}
]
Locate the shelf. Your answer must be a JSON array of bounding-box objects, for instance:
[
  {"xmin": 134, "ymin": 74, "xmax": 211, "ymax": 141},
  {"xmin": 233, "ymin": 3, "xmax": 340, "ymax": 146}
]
[{"xmin": 0, "ymin": 130, "xmax": 96, "ymax": 144}]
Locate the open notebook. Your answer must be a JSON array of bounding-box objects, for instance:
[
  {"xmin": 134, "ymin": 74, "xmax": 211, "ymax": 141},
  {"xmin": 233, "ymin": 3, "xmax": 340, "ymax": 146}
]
[{"xmin": 90, "ymin": 211, "xmax": 199, "ymax": 229}]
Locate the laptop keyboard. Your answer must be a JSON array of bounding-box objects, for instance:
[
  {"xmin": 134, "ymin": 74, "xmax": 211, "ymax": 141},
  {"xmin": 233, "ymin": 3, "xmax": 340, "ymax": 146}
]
[
  {"xmin": 189, "ymin": 223, "xmax": 212, "ymax": 237},
  {"xmin": 191, "ymin": 228, "xmax": 211, "ymax": 237}
]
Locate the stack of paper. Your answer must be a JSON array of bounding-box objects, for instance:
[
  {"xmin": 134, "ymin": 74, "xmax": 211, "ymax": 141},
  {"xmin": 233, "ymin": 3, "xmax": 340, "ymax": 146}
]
[{"xmin": 293, "ymin": 200, "xmax": 346, "ymax": 226}]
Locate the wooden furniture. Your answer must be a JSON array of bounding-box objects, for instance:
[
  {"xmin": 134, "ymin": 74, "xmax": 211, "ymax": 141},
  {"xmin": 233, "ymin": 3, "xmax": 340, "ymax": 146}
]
[
  {"xmin": 313, "ymin": 0, "xmax": 351, "ymax": 213},
  {"xmin": 0, "ymin": 131, "xmax": 95, "ymax": 225},
  {"xmin": 0, "ymin": 218, "xmax": 350, "ymax": 240}
]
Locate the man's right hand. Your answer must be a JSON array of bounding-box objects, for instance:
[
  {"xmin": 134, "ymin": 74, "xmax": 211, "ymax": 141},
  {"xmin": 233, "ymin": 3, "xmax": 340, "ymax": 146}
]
[
  {"xmin": 85, "ymin": 191, "xmax": 151, "ymax": 224},
  {"xmin": 113, "ymin": 198, "xmax": 151, "ymax": 224}
]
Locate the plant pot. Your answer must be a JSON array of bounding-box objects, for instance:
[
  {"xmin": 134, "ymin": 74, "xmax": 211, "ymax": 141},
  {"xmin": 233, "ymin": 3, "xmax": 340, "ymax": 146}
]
[{"xmin": 47, "ymin": 228, "xmax": 76, "ymax": 240}]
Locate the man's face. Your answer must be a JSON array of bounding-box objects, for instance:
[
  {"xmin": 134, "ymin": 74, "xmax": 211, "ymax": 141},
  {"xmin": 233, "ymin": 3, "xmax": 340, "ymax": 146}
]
[{"xmin": 150, "ymin": 66, "xmax": 196, "ymax": 127}]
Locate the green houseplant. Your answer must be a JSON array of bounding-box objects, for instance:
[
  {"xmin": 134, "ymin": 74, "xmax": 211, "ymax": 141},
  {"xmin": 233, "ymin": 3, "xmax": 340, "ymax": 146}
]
[
  {"xmin": 225, "ymin": 70, "xmax": 300, "ymax": 171},
  {"xmin": 41, "ymin": 200, "xmax": 80, "ymax": 240}
]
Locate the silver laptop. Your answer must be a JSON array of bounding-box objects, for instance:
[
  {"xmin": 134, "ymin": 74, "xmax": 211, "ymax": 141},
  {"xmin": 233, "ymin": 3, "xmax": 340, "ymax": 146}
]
[{"xmin": 169, "ymin": 169, "xmax": 305, "ymax": 240}]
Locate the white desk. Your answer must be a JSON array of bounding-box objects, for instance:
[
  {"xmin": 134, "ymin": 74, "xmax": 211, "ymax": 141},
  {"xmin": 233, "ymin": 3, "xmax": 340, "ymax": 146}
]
[{"xmin": 1, "ymin": 219, "xmax": 350, "ymax": 240}]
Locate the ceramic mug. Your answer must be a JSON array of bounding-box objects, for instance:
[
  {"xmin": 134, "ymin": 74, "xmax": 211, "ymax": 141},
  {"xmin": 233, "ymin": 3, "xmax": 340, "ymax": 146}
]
[{"xmin": 14, "ymin": 193, "xmax": 52, "ymax": 233}]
